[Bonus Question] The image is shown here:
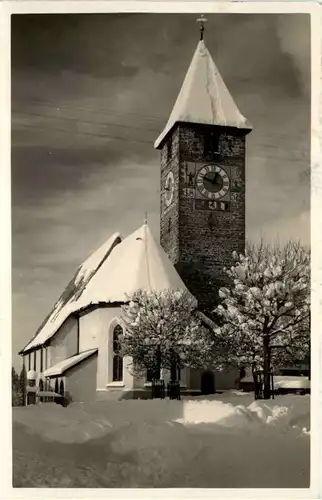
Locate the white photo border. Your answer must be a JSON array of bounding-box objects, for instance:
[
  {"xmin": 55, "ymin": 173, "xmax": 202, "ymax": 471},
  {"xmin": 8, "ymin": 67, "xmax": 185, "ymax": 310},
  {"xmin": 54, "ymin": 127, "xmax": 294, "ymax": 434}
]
[{"xmin": 0, "ymin": 2, "xmax": 320, "ymax": 500}]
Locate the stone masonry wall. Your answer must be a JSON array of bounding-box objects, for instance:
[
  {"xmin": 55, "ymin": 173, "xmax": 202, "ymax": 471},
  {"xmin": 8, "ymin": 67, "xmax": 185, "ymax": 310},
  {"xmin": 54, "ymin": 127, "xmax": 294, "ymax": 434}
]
[
  {"xmin": 160, "ymin": 126, "xmax": 180, "ymax": 264},
  {"xmin": 159, "ymin": 123, "xmax": 249, "ymax": 312},
  {"xmin": 177, "ymin": 124, "xmax": 246, "ymax": 310}
]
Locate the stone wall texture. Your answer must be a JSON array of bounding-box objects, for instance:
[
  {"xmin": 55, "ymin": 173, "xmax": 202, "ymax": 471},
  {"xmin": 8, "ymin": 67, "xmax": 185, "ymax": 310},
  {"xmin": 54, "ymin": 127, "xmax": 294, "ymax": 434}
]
[{"xmin": 160, "ymin": 123, "xmax": 249, "ymax": 312}]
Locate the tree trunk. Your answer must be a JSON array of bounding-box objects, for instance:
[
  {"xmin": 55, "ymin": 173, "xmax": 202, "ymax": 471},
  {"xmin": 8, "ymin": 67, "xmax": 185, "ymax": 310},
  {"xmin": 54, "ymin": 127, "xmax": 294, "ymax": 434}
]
[
  {"xmin": 170, "ymin": 361, "xmax": 177, "ymax": 382},
  {"xmin": 156, "ymin": 344, "xmax": 161, "ymax": 379},
  {"xmin": 252, "ymin": 364, "xmax": 259, "ymax": 400},
  {"xmin": 170, "ymin": 349, "xmax": 177, "ymax": 382},
  {"xmin": 263, "ymin": 335, "xmax": 271, "ymax": 399}
]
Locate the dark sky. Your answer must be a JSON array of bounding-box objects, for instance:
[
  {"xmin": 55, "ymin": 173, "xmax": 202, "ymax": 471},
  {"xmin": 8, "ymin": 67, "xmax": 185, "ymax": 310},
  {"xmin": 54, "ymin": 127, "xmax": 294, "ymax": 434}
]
[{"xmin": 11, "ymin": 13, "xmax": 310, "ymax": 366}]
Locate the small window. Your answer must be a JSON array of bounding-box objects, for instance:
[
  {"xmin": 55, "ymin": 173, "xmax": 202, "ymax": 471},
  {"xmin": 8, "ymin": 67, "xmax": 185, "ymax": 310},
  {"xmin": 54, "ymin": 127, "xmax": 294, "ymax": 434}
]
[
  {"xmin": 112, "ymin": 325, "xmax": 123, "ymax": 382},
  {"xmin": 166, "ymin": 136, "xmax": 172, "ymax": 162},
  {"xmin": 168, "ymin": 218, "xmax": 171, "ymax": 233},
  {"xmin": 113, "ymin": 325, "xmax": 122, "ymax": 353},
  {"xmin": 28, "ymin": 353, "xmax": 31, "ymax": 371},
  {"xmin": 33, "ymin": 351, "xmax": 36, "ymax": 371},
  {"xmin": 204, "ymin": 131, "xmax": 220, "ymax": 156},
  {"xmin": 113, "ymin": 356, "xmax": 123, "ymax": 382}
]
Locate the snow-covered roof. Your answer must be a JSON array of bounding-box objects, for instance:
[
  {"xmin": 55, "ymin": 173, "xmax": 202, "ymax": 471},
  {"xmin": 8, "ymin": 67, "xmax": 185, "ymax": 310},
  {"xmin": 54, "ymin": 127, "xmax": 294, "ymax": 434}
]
[
  {"xmin": 155, "ymin": 40, "xmax": 252, "ymax": 149},
  {"xmin": 22, "ymin": 224, "xmax": 194, "ymax": 353},
  {"xmin": 43, "ymin": 349, "xmax": 98, "ymax": 377},
  {"xmin": 79, "ymin": 223, "xmax": 192, "ymax": 304},
  {"xmin": 21, "ymin": 232, "xmax": 122, "ymax": 353}
]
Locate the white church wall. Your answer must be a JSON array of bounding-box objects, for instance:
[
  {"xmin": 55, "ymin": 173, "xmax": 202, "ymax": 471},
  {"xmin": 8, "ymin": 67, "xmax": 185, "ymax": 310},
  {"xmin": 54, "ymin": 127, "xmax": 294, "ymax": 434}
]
[
  {"xmin": 44, "ymin": 346, "xmax": 49, "ymax": 371},
  {"xmin": 48, "ymin": 315, "xmax": 78, "ymax": 368},
  {"xmin": 33, "ymin": 349, "xmax": 39, "ymax": 373},
  {"xmin": 26, "ymin": 348, "xmax": 42, "ymax": 380},
  {"xmin": 79, "ymin": 308, "xmax": 104, "ymax": 352}
]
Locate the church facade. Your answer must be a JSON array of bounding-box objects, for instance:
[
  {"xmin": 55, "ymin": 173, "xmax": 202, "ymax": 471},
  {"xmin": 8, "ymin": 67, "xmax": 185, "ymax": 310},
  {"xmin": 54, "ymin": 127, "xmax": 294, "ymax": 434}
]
[{"xmin": 19, "ymin": 32, "xmax": 251, "ymax": 403}]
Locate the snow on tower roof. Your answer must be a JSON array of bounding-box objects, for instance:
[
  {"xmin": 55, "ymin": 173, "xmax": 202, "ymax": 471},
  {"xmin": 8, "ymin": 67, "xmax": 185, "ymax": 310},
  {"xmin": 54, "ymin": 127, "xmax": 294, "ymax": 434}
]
[
  {"xmin": 155, "ymin": 40, "xmax": 252, "ymax": 149},
  {"xmin": 21, "ymin": 224, "xmax": 194, "ymax": 353}
]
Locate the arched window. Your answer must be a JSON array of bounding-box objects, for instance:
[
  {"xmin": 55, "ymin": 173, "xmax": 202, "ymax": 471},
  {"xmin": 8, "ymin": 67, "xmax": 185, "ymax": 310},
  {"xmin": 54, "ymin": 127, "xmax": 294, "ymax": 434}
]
[
  {"xmin": 59, "ymin": 379, "xmax": 65, "ymax": 396},
  {"xmin": 112, "ymin": 325, "xmax": 123, "ymax": 382}
]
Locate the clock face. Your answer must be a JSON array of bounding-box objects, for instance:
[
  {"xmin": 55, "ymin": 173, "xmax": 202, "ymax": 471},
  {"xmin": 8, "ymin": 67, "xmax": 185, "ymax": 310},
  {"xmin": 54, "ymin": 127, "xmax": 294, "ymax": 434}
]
[
  {"xmin": 196, "ymin": 165, "xmax": 230, "ymax": 200},
  {"xmin": 164, "ymin": 171, "xmax": 175, "ymax": 207}
]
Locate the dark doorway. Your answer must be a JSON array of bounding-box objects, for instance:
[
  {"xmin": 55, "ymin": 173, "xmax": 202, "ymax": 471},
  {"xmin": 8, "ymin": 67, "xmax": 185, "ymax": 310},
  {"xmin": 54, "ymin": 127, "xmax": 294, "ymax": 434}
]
[{"xmin": 201, "ymin": 370, "xmax": 215, "ymax": 395}]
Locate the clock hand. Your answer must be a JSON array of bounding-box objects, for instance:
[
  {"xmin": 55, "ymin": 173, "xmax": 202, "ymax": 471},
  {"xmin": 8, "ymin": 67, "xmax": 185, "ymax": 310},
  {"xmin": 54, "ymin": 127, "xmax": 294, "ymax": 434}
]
[{"xmin": 204, "ymin": 174, "xmax": 219, "ymax": 185}]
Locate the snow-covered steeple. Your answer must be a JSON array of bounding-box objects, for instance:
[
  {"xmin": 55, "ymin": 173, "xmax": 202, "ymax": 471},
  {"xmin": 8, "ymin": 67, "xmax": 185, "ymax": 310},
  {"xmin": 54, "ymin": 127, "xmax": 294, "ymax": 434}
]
[{"xmin": 154, "ymin": 31, "xmax": 252, "ymax": 149}]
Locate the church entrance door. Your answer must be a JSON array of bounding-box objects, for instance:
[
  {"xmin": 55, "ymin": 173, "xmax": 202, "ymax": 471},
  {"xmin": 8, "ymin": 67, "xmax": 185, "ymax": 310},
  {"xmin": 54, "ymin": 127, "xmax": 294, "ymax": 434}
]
[{"xmin": 201, "ymin": 370, "xmax": 215, "ymax": 395}]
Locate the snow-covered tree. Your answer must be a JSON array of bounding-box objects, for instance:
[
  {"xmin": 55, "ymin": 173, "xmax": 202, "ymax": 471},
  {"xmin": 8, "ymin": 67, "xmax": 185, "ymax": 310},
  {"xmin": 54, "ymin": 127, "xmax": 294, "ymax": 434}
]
[
  {"xmin": 120, "ymin": 289, "xmax": 214, "ymax": 380},
  {"xmin": 213, "ymin": 240, "xmax": 310, "ymax": 399}
]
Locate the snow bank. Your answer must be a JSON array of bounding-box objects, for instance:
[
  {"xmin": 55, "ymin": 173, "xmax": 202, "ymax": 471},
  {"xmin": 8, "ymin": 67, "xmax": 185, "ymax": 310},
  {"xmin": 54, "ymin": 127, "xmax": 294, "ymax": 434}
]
[
  {"xmin": 177, "ymin": 394, "xmax": 310, "ymax": 432},
  {"xmin": 13, "ymin": 393, "xmax": 310, "ymax": 446},
  {"xmin": 176, "ymin": 400, "xmax": 262, "ymax": 428},
  {"xmin": 241, "ymin": 375, "xmax": 310, "ymax": 390},
  {"xmin": 13, "ymin": 399, "xmax": 184, "ymax": 444},
  {"xmin": 274, "ymin": 376, "xmax": 310, "ymax": 390},
  {"xmin": 13, "ymin": 393, "xmax": 310, "ymax": 488}
]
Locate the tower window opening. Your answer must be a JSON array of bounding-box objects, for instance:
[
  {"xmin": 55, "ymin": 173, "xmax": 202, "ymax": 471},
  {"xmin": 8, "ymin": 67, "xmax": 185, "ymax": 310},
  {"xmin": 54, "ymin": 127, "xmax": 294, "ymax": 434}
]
[
  {"xmin": 168, "ymin": 218, "xmax": 171, "ymax": 233},
  {"xmin": 204, "ymin": 131, "xmax": 220, "ymax": 157}
]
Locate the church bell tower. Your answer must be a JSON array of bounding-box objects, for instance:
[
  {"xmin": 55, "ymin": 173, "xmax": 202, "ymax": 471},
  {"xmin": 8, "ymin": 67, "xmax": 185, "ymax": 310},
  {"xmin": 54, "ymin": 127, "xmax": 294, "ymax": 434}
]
[{"xmin": 155, "ymin": 17, "xmax": 252, "ymax": 312}]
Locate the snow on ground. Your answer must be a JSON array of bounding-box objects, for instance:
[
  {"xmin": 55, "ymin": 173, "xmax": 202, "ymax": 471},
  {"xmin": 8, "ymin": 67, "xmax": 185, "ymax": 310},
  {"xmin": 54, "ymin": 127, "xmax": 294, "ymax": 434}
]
[
  {"xmin": 179, "ymin": 392, "xmax": 310, "ymax": 431},
  {"xmin": 241, "ymin": 375, "xmax": 310, "ymax": 390},
  {"xmin": 12, "ymin": 392, "xmax": 310, "ymax": 488}
]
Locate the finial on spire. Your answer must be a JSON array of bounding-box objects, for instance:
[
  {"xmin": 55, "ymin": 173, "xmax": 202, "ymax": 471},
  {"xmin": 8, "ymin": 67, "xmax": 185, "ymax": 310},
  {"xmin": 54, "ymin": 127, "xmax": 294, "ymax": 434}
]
[
  {"xmin": 197, "ymin": 14, "xmax": 208, "ymax": 41},
  {"xmin": 144, "ymin": 212, "xmax": 148, "ymax": 225}
]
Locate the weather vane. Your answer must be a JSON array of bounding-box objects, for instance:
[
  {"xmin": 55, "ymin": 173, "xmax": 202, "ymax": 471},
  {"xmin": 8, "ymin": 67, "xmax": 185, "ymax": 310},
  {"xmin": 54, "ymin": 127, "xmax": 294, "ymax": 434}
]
[
  {"xmin": 144, "ymin": 212, "xmax": 148, "ymax": 225},
  {"xmin": 197, "ymin": 14, "xmax": 208, "ymax": 41}
]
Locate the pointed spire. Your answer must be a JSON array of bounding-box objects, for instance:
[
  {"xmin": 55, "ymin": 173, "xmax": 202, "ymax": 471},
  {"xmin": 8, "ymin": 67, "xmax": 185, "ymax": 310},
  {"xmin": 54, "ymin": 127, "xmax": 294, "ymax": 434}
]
[
  {"xmin": 197, "ymin": 15, "xmax": 207, "ymax": 41},
  {"xmin": 154, "ymin": 30, "xmax": 252, "ymax": 149}
]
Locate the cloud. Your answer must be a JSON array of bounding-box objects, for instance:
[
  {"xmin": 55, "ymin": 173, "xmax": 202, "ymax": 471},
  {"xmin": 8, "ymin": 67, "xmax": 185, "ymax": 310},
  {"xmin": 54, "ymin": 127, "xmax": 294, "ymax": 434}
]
[
  {"xmin": 276, "ymin": 15, "xmax": 310, "ymax": 98},
  {"xmin": 247, "ymin": 210, "xmax": 310, "ymax": 245}
]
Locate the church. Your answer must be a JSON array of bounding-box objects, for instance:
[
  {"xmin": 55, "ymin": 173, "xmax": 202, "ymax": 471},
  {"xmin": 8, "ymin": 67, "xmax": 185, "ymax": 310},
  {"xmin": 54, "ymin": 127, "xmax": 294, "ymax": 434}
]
[{"xmin": 19, "ymin": 22, "xmax": 252, "ymax": 402}]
